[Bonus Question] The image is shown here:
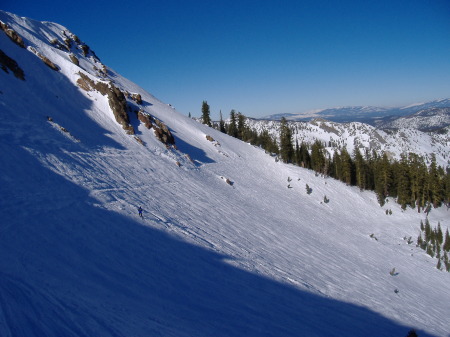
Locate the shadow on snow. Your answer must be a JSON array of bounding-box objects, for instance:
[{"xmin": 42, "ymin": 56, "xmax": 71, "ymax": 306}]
[{"xmin": 0, "ymin": 148, "xmax": 433, "ymax": 337}]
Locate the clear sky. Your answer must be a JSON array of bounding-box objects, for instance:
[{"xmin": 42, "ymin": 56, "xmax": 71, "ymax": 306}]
[{"xmin": 3, "ymin": 0, "xmax": 450, "ymax": 120}]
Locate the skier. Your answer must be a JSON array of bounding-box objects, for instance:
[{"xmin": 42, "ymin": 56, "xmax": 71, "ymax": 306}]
[{"xmin": 138, "ymin": 206, "xmax": 143, "ymax": 218}]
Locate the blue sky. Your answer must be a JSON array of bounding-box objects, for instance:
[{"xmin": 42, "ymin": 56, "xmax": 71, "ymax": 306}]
[{"xmin": 4, "ymin": 0, "xmax": 450, "ymax": 119}]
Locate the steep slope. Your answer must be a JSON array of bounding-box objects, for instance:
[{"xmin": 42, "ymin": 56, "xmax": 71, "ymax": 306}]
[{"xmin": 1, "ymin": 11, "xmax": 449, "ymax": 337}]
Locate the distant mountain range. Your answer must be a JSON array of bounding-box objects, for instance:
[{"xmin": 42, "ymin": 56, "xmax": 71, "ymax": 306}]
[{"xmin": 263, "ymin": 99, "xmax": 450, "ymax": 125}]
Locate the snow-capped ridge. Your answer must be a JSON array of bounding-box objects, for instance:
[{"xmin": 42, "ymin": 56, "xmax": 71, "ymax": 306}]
[{"xmin": 264, "ymin": 99, "xmax": 450, "ymax": 125}]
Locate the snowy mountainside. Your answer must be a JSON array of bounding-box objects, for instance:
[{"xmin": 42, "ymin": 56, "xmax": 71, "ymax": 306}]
[
  {"xmin": 264, "ymin": 99, "xmax": 450, "ymax": 125},
  {"xmin": 247, "ymin": 118, "xmax": 449, "ymax": 168},
  {"xmin": 377, "ymin": 107, "xmax": 450, "ymax": 132},
  {"xmin": 1, "ymin": 10, "xmax": 450, "ymax": 337}
]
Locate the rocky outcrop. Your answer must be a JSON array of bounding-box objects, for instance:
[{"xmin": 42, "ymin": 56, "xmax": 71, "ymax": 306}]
[
  {"xmin": 50, "ymin": 38, "xmax": 69, "ymax": 52},
  {"xmin": 69, "ymin": 53, "xmax": 79, "ymax": 66},
  {"xmin": 108, "ymin": 84, "xmax": 134, "ymax": 134},
  {"xmin": 137, "ymin": 110, "xmax": 153, "ymax": 129},
  {"xmin": 153, "ymin": 118, "xmax": 175, "ymax": 146},
  {"xmin": 28, "ymin": 46, "xmax": 59, "ymax": 71},
  {"xmin": 137, "ymin": 110, "xmax": 175, "ymax": 146},
  {"xmin": 0, "ymin": 49, "xmax": 25, "ymax": 80},
  {"xmin": 62, "ymin": 30, "xmax": 100, "ymax": 62},
  {"xmin": 131, "ymin": 93, "xmax": 143, "ymax": 105},
  {"xmin": 0, "ymin": 21, "xmax": 25, "ymax": 48},
  {"xmin": 76, "ymin": 72, "xmax": 134, "ymax": 134}
]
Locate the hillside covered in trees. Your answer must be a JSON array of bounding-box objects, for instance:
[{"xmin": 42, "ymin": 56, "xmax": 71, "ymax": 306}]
[{"xmin": 202, "ymin": 109, "xmax": 450, "ymax": 211}]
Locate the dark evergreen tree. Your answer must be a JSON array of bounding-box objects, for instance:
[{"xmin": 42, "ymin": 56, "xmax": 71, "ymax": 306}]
[
  {"xmin": 219, "ymin": 110, "xmax": 226, "ymax": 133},
  {"xmin": 339, "ymin": 147, "xmax": 353, "ymax": 185},
  {"xmin": 201, "ymin": 100, "xmax": 212, "ymax": 127},
  {"xmin": 374, "ymin": 153, "xmax": 392, "ymax": 206},
  {"xmin": 354, "ymin": 148, "xmax": 367, "ymax": 190},
  {"xmin": 395, "ymin": 154, "xmax": 412, "ymax": 209},
  {"xmin": 407, "ymin": 153, "xmax": 427, "ymax": 211},
  {"xmin": 417, "ymin": 233, "xmax": 423, "ymax": 248},
  {"xmin": 311, "ymin": 140, "xmax": 326, "ymax": 174},
  {"xmin": 444, "ymin": 228, "xmax": 450, "ymax": 252},
  {"xmin": 444, "ymin": 251, "xmax": 450, "ymax": 271},
  {"xmin": 279, "ymin": 117, "xmax": 294, "ymax": 163},
  {"xmin": 298, "ymin": 142, "xmax": 311, "ymax": 169},
  {"xmin": 444, "ymin": 167, "xmax": 450, "ymax": 205},
  {"xmin": 428, "ymin": 154, "xmax": 443, "ymax": 207},
  {"xmin": 424, "ymin": 218, "xmax": 432, "ymax": 243},
  {"xmin": 437, "ymin": 222, "xmax": 443, "ymax": 245},
  {"xmin": 237, "ymin": 112, "xmax": 246, "ymax": 140},
  {"xmin": 227, "ymin": 109, "xmax": 238, "ymax": 138},
  {"xmin": 406, "ymin": 329, "xmax": 418, "ymax": 337}
]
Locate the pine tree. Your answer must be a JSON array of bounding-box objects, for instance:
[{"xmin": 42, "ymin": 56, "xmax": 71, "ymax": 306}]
[
  {"xmin": 279, "ymin": 117, "xmax": 294, "ymax": 163},
  {"xmin": 395, "ymin": 154, "xmax": 411, "ymax": 209},
  {"xmin": 201, "ymin": 100, "xmax": 212, "ymax": 127},
  {"xmin": 406, "ymin": 329, "xmax": 418, "ymax": 337},
  {"xmin": 424, "ymin": 218, "xmax": 432, "ymax": 243},
  {"xmin": 311, "ymin": 140, "xmax": 326, "ymax": 174},
  {"xmin": 437, "ymin": 222, "xmax": 443, "ymax": 245},
  {"xmin": 374, "ymin": 153, "xmax": 392, "ymax": 206},
  {"xmin": 417, "ymin": 232, "xmax": 423, "ymax": 247},
  {"xmin": 339, "ymin": 147, "xmax": 353, "ymax": 185},
  {"xmin": 428, "ymin": 154, "xmax": 443, "ymax": 207},
  {"xmin": 219, "ymin": 110, "xmax": 226, "ymax": 133},
  {"xmin": 237, "ymin": 112, "xmax": 246, "ymax": 140},
  {"xmin": 306, "ymin": 184, "xmax": 312, "ymax": 194},
  {"xmin": 298, "ymin": 142, "xmax": 311, "ymax": 169},
  {"xmin": 353, "ymin": 148, "xmax": 367, "ymax": 190},
  {"xmin": 443, "ymin": 251, "xmax": 449, "ymax": 271},
  {"xmin": 408, "ymin": 153, "xmax": 427, "ymax": 211},
  {"xmin": 444, "ymin": 228, "xmax": 450, "ymax": 252},
  {"xmin": 227, "ymin": 109, "xmax": 238, "ymax": 138}
]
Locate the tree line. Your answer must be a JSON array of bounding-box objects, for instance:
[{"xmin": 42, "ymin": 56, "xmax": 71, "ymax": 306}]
[
  {"xmin": 417, "ymin": 219, "xmax": 450, "ymax": 271},
  {"xmin": 198, "ymin": 105, "xmax": 450, "ymax": 210}
]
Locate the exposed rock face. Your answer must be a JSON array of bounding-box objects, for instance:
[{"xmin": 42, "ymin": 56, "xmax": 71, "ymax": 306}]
[
  {"xmin": 131, "ymin": 93, "xmax": 142, "ymax": 105},
  {"xmin": 50, "ymin": 38, "xmax": 69, "ymax": 52},
  {"xmin": 62, "ymin": 30, "xmax": 100, "ymax": 62},
  {"xmin": 137, "ymin": 110, "xmax": 175, "ymax": 147},
  {"xmin": 108, "ymin": 84, "xmax": 134, "ymax": 135},
  {"xmin": 76, "ymin": 72, "xmax": 134, "ymax": 134},
  {"xmin": 0, "ymin": 49, "xmax": 25, "ymax": 80},
  {"xmin": 137, "ymin": 110, "xmax": 153, "ymax": 129},
  {"xmin": 0, "ymin": 21, "xmax": 25, "ymax": 48},
  {"xmin": 153, "ymin": 118, "xmax": 175, "ymax": 146},
  {"xmin": 28, "ymin": 46, "xmax": 59, "ymax": 71},
  {"xmin": 69, "ymin": 53, "xmax": 79, "ymax": 66}
]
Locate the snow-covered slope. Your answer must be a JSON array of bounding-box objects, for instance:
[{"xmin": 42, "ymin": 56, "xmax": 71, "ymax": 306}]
[
  {"xmin": 247, "ymin": 118, "xmax": 449, "ymax": 169},
  {"xmin": 378, "ymin": 107, "xmax": 450, "ymax": 132},
  {"xmin": 1, "ymin": 11, "xmax": 449, "ymax": 337}
]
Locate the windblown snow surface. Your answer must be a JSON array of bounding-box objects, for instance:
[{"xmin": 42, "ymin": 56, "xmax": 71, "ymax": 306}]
[{"xmin": 0, "ymin": 11, "xmax": 449, "ymax": 337}]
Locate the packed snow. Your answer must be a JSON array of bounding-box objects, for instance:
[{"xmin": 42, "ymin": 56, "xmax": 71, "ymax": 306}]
[{"xmin": 0, "ymin": 10, "xmax": 449, "ymax": 337}]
